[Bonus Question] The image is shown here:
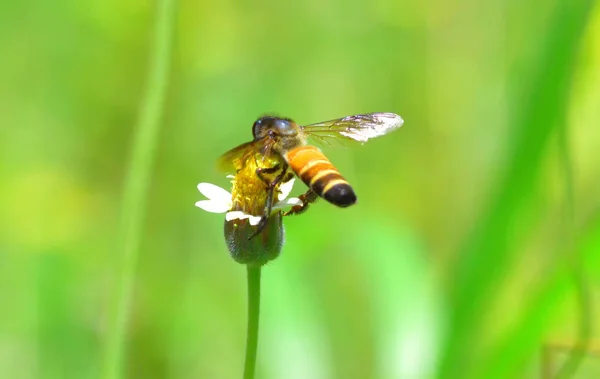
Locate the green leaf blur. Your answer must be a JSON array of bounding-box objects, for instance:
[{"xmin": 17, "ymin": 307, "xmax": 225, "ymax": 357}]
[{"xmin": 1, "ymin": 0, "xmax": 599, "ymax": 379}]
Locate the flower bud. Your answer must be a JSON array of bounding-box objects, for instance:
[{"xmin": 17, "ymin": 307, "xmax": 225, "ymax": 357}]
[{"xmin": 224, "ymin": 212, "xmax": 284, "ymax": 266}]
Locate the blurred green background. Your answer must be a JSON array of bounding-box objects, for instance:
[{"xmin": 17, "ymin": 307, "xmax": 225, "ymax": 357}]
[{"xmin": 1, "ymin": 0, "xmax": 599, "ymax": 378}]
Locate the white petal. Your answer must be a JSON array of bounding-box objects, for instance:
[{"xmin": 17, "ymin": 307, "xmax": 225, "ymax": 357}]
[
  {"xmin": 278, "ymin": 178, "xmax": 295, "ymax": 201},
  {"xmin": 197, "ymin": 182, "xmax": 232, "ymax": 204},
  {"xmin": 226, "ymin": 211, "xmax": 263, "ymax": 226},
  {"xmin": 273, "ymin": 197, "xmax": 303, "ymax": 209},
  {"xmin": 248, "ymin": 215, "xmax": 262, "ymax": 226},
  {"xmin": 226, "ymin": 174, "xmax": 235, "ymax": 179},
  {"xmin": 195, "ymin": 199, "xmax": 230, "ymax": 213},
  {"xmin": 226, "ymin": 211, "xmax": 248, "ymax": 221}
]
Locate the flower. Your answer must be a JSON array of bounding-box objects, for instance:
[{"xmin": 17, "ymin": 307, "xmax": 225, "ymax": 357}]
[
  {"xmin": 196, "ymin": 175, "xmax": 303, "ymax": 266},
  {"xmin": 195, "ymin": 176, "xmax": 302, "ymax": 224}
]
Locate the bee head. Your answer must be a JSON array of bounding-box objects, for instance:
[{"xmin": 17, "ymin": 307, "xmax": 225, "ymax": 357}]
[{"xmin": 252, "ymin": 116, "xmax": 298, "ymax": 140}]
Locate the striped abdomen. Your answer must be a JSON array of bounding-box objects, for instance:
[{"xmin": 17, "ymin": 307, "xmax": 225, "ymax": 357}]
[{"xmin": 285, "ymin": 145, "xmax": 357, "ymax": 207}]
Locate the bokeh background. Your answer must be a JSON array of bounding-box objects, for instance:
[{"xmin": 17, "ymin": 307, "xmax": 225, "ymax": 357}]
[{"xmin": 1, "ymin": 0, "xmax": 599, "ymax": 378}]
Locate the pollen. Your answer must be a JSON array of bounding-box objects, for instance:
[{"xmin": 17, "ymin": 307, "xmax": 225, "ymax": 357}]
[{"xmin": 230, "ymin": 153, "xmax": 286, "ymax": 216}]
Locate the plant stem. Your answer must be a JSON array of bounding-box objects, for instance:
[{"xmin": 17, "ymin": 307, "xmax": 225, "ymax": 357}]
[
  {"xmin": 102, "ymin": 0, "xmax": 176, "ymax": 378},
  {"xmin": 244, "ymin": 266, "xmax": 262, "ymax": 379}
]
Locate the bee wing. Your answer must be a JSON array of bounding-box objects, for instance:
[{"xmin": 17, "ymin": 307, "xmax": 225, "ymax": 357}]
[
  {"xmin": 217, "ymin": 140, "xmax": 259, "ymax": 172},
  {"xmin": 302, "ymin": 112, "xmax": 403, "ymax": 144},
  {"xmin": 217, "ymin": 138, "xmax": 274, "ymax": 173}
]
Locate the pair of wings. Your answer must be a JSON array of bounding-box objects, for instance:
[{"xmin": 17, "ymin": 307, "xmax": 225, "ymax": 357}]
[{"xmin": 218, "ymin": 112, "xmax": 404, "ymax": 172}]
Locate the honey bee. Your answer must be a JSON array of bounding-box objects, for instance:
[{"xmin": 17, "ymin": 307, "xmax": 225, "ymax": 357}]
[{"xmin": 219, "ymin": 112, "xmax": 403, "ymax": 236}]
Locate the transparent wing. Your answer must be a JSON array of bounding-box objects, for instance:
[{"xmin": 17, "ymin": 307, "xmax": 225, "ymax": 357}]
[
  {"xmin": 302, "ymin": 112, "xmax": 403, "ymax": 144},
  {"xmin": 217, "ymin": 138, "xmax": 274, "ymax": 173}
]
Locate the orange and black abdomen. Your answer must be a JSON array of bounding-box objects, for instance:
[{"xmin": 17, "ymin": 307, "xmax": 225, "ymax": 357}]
[{"xmin": 285, "ymin": 145, "xmax": 357, "ymax": 207}]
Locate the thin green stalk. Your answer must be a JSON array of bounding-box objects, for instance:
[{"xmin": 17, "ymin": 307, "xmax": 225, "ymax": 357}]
[
  {"xmin": 244, "ymin": 266, "xmax": 262, "ymax": 379},
  {"xmin": 102, "ymin": 0, "xmax": 176, "ymax": 378}
]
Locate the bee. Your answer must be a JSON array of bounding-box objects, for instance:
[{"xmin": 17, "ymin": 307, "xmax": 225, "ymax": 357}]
[{"xmin": 219, "ymin": 112, "xmax": 403, "ymax": 236}]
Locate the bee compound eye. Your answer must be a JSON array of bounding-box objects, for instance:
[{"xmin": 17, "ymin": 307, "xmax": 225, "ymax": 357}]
[
  {"xmin": 252, "ymin": 119, "xmax": 264, "ymax": 138},
  {"xmin": 275, "ymin": 119, "xmax": 289, "ymax": 131}
]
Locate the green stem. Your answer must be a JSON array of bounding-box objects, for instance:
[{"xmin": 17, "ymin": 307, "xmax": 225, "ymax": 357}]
[
  {"xmin": 102, "ymin": 0, "xmax": 176, "ymax": 378},
  {"xmin": 244, "ymin": 266, "xmax": 262, "ymax": 379}
]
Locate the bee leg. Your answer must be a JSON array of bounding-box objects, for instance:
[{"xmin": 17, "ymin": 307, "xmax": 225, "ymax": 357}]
[
  {"xmin": 248, "ymin": 165, "xmax": 289, "ymax": 240},
  {"xmin": 248, "ymin": 186, "xmax": 276, "ymax": 239},
  {"xmin": 283, "ymin": 189, "xmax": 318, "ymax": 216},
  {"xmin": 249, "ymin": 214, "xmax": 270, "ymax": 240},
  {"xmin": 255, "ymin": 164, "xmax": 281, "ymax": 183},
  {"xmin": 256, "ymin": 163, "xmax": 288, "ymax": 219}
]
